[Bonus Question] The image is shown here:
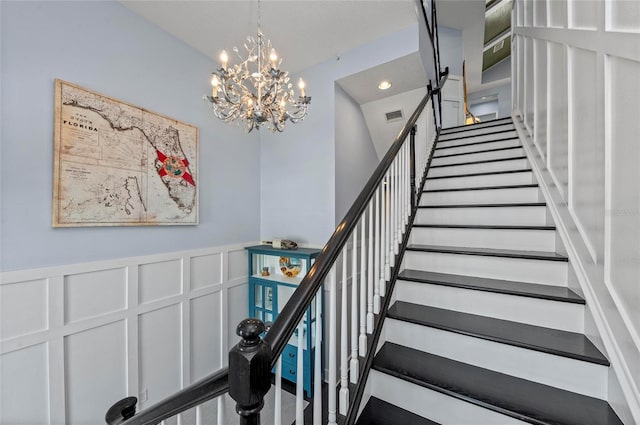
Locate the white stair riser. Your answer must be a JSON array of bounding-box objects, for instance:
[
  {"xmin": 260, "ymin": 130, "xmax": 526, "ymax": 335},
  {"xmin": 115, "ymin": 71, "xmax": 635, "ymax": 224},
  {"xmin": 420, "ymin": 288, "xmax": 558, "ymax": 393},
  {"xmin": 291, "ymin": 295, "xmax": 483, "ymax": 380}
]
[
  {"xmin": 394, "ymin": 280, "xmax": 582, "ymax": 332},
  {"xmin": 441, "ymin": 118, "xmax": 513, "ymax": 135},
  {"xmin": 415, "ymin": 206, "xmax": 548, "ymax": 226},
  {"xmin": 409, "ymin": 227, "xmax": 556, "ymax": 251},
  {"xmin": 428, "ymin": 158, "xmax": 529, "ymax": 178},
  {"xmin": 435, "ymin": 139, "xmax": 520, "ymax": 156},
  {"xmin": 437, "ymin": 131, "xmax": 518, "ymax": 147},
  {"xmin": 421, "ymin": 187, "xmax": 541, "ymax": 205},
  {"xmin": 384, "ymin": 320, "xmax": 607, "ymax": 399},
  {"xmin": 439, "ymin": 124, "xmax": 516, "ymax": 141},
  {"xmin": 369, "ymin": 370, "xmax": 529, "ymax": 425},
  {"xmin": 431, "ymin": 147, "xmax": 525, "ymax": 166},
  {"xmin": 402, "ymin": 251, "xmax": 568, "ymax": 286},
  {"xmin": 425, "ymin": 171, "xmax": 534, "ymax": 190}
]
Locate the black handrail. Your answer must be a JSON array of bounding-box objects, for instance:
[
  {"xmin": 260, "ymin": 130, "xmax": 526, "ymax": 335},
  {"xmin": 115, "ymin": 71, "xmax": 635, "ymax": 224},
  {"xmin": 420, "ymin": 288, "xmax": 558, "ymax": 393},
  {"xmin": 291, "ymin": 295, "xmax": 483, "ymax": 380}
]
[{"xmin": 106, "ymin": 369, "xmax": 229, "ymax": 425}]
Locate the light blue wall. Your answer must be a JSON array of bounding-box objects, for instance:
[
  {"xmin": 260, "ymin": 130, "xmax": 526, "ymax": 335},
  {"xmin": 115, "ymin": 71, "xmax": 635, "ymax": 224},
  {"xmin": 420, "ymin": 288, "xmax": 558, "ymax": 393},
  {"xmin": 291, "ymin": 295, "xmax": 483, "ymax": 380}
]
[
  {"xmin": 438, "ymin": 26, "xmax": 463, "ymax": 76},
  {"xmin": 0, "ymin": 1, "xmax": 261, "ymax": 271},
  {"xmin": 259, "ymin": 24, "xmax": 419, "ymax": 247},
  {"xmin": 469, "ymin": 82, "xmax": 513, "ymax": 118},
  {"xmin": 334, "ymin": 85, "xmax": 379, "ymax": 225}
]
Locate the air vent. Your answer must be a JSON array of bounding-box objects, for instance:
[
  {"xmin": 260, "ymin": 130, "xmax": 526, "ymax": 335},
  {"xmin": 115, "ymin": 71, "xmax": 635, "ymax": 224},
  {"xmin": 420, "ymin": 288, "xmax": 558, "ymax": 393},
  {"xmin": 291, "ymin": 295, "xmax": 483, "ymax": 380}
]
[
  {"xmin": 385, "ymin": 109, "xmax": 404, "ymax": 122},
  {"xmin": 493, "ymin": 39, "xmax": 505, "ymax": 53}
]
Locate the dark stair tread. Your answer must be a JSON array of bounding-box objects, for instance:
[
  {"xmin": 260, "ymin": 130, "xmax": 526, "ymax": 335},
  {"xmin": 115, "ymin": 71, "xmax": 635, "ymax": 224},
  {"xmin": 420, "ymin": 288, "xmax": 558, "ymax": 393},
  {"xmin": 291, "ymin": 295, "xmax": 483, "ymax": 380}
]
[
  {"xmin": 424, "ymin": 183, "xmax": 539, "ymax": 192},
  {"xmin": 425, "ymin": 168, "xmax": 532, "ymax": 180},
  {"xmin": 387, "ymin": 301, "xmax": 608, "ymax": 365},
  {"xmin": 397, "ymin": 269, "xmax": 581, "ymax": 303},
  {"xmin": 433, "ymin": 145, "xmax": 522, "ymax": 159},
  {"xmin": 373, "ymin": 343, "xmax": 623, "ymax": 425},
  {"xmin": 356, "ymin": 397, "xmax": 440, "ymax": 425},
  {"xmin": 430, "ymin": 156, "xmax": 527, "ymax": 169},
  {"xmin": 435, "ymin": 136, "xmax": 520, "ymax": 151},
  {"xmin": 406, "ymin": 244, "xmax": 569, "ymax": 262},
  {"xmin": 412, "ymin": 224, "xmax": 555, "ymax": 231},
  {"xmin": 418, "ymin": 202, "xmax": 546, "ymax": 208},
  {"xmin": 441, "ymin": 117, "xmax": 513, "ymax": 133},
  {"xmin": 439, "ymin": 128, "xmax": 517, "ymax": 142}
]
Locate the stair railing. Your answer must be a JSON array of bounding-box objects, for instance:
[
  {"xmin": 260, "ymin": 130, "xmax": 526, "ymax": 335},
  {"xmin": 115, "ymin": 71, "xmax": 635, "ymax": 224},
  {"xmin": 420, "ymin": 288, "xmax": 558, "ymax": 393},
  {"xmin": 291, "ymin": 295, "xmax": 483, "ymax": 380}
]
[
  {"xmin": 105, "ymin": 70, "xmax": 447, "ymax": 425},
  {"xmin": 106, "ymin": 7, "xmax": 447, "ymax": 425}
]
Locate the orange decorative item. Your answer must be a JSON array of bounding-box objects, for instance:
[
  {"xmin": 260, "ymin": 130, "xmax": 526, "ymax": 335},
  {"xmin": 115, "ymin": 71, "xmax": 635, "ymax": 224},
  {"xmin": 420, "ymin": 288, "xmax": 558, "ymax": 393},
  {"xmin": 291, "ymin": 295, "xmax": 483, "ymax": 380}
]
[{"xmin": 279, "ymin": 256, "xmax": 301, "ymax": 278}]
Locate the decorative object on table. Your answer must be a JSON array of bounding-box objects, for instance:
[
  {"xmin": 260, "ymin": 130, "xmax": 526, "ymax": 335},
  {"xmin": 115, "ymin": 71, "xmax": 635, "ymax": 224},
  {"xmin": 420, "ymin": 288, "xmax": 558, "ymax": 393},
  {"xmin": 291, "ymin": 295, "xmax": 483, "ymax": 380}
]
[
  {"xmin": 203, "ymin": 0, "xmax": 310, "ymax": 133},
  {"xmin": 53, "ymin": 79, "xmax": 198, "ymax": 227},
  {"xmin": 261, "ymin": 267, "xmax": 270, "ymax": 277},
  {"xmin": 262, "ymin": 239, "xmax": 298, "ymax": 250},
  {"xmin": 245, "ymin": 244, "xmax": 323, "ymax": 396},
  {"xmin": 279, "ymin": 257, "xmax": 302, "ymax": 278}
]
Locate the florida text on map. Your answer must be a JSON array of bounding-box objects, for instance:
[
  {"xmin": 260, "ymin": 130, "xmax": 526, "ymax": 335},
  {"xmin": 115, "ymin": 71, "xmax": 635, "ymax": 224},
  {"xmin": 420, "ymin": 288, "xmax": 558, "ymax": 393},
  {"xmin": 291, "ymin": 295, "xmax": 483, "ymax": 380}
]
[{"xmin": 53, "ymin": 79, "xmax": 198, "ymax": 226}]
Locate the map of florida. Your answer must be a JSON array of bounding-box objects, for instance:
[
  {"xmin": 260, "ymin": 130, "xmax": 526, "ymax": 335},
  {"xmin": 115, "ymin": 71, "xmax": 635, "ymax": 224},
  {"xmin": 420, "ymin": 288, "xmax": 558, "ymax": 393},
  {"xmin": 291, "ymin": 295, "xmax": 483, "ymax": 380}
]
[{"xmin": 61, "ymin": 94, "xmax": 197, "ymax": 214}]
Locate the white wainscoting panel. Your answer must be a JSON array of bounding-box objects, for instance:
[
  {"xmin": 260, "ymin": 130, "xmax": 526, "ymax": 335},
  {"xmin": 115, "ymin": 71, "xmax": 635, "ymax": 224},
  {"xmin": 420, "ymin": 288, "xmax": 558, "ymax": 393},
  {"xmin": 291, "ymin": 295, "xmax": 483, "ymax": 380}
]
[
  {"xmin": 0, "ymin": 242, "xmax": 254, "ymax": 425},
  {"xmin": 513, "ymin": 0, "xmax": 640, "ymax": 421},
  {"xmin": 1, "ymin": 343, "xmax": 50, "ymax": 425},
  {"xmin": 139, "ymin": 260, "xmax": 182, "ymax": 305},
  {"xmin": 607, "ymin": 0, "xmax": 640, "ymax": 33},
  {"xmin": 190, "ymin": 253, "xmax": 223, "ymax": 289},
  {"xmin": 568, "ymin": 45, "xmax": 604, "ymax": 263},
  {"xmin": 65, "ymin": 268, "xmax": 127, "ymax": 324},
  {"xmin": 546, "ymin": 40, "xmax": 569, "ymax": 202},
  {"xmin": 1, "ymin": 278, "xmax": 48, "ymax": 339},
  {"xmin": 65, "ymin": 320, "xmax": 128, "ymax": 424}
]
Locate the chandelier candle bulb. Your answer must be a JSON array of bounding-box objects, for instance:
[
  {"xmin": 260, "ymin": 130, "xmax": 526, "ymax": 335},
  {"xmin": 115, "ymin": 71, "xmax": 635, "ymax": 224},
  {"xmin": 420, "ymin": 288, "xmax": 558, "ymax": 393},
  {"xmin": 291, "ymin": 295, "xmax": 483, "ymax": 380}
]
[
  {"xmin": 220, "ymin": 50, "xmax": 228, "ymax": 69},
  {"xmin": 211, "ymin": 75, "xmax": 219, "ymax": 97},
  {"xmin": 298, "ymin": 78, "xmax": 306, "ymax": 97},
  {"xmin": 269, "ymin": 49, "xmax": 278, "ymax": 68}
]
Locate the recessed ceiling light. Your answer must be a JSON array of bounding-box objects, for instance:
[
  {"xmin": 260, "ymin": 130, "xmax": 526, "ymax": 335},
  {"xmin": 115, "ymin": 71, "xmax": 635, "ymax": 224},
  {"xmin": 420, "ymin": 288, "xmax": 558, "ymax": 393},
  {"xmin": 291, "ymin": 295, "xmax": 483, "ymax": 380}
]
[{"xmin": 378, "ymin": 80, "xmax": 392, "ymax": 90}]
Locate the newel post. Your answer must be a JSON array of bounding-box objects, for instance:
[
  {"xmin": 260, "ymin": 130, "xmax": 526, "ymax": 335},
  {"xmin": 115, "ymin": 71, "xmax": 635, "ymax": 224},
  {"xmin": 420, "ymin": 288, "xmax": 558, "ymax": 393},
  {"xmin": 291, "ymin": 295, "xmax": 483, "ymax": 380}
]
[
  {"xmin": 229, "ymin": 318, "xmax": 272, "ymax": 425},
  {"xmin": 410, "ymin": 125, "xmax": 417, "ymax": 210}
]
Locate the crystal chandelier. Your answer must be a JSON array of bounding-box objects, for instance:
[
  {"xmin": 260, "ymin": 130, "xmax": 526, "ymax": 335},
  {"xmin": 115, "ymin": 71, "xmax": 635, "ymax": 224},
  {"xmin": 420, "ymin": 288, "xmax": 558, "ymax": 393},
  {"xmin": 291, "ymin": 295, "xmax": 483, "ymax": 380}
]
[{"xmin": 203, "ymin": 1, "xmax": 311, "ymax": 133}]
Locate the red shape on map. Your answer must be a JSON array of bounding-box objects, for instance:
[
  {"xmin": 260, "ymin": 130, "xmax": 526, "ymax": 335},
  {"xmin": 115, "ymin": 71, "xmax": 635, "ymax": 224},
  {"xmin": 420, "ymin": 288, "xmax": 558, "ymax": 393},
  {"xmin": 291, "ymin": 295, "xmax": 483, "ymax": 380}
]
[{"xmin": 156, "ymin": 150, "xmax": 195, "ymax": 186}]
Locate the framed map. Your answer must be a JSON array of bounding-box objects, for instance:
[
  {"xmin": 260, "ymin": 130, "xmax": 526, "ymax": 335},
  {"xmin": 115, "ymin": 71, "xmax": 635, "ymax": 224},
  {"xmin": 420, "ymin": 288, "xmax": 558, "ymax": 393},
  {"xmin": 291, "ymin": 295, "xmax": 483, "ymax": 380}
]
[{"xmin": 53, "ymin": 79, "xmax": 198, "ymax": 227}]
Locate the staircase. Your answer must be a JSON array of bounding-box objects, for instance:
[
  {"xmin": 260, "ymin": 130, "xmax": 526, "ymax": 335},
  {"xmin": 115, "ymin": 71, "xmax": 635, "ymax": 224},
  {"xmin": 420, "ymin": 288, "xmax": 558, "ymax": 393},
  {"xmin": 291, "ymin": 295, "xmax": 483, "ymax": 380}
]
[{"xmin": 357, "ymin": 117, "xmax": 625, "ymax": 425}]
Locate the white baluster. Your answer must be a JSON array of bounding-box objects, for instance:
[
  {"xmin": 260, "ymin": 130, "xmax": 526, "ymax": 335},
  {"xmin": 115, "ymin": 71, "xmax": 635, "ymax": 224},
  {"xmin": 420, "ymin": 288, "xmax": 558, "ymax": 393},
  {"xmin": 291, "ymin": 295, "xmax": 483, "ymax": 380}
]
[
  {"xmin": 195, "ymin": 405, "xmax": 203, "ymax": 425},
  {"xmin": 328, "ymin": 265, "xmax": 338, "ymax": 425},
  {"xmin": 374, "ymin": 185, "xmax": 381, "ymax": 316},
  {"xmin": 362, "ymin": 204, "xmax": 374, "ymax": 333},
  {"xmin": 339, "ymin": 249, "xmax": 349, "ymax": 415},
  {"xmin": 390, "ymin": 158, "xmax": 397, "ymax": 262},
  {"xmin": 368, "ymin": 200, "xmax": 375, "ymax": 314},
  {"xmin": 313, "ymin": 293, "xmax": 322, "ymax": 425},
  {"xmin": 216, "ymin": 393, "xmax": 225, "ymax": 425},
  {"xmin": 394, "ymin": 156, "xmax": 400, "ymax": 255},
  {"xmin": 296, "ymin": 320, "xmax": 304, "ymax": 424},
  {"xmin": 404, "ymin": 144, "xmax": 409, "ymax": 227},
  {"xmin": 350, "ymin": 227, "xmax": 359, "ymax": 384},
  {"xmin": 359, "ymin": 216, "xmax": 367, "ymax": 355},
  {"xmin": 384, "ymin": 169, "xmax": 391, "ymax": 283},
  {"xmin": 408, "ymin": 144, "xmax": 411, "ymax": 215},
  {"xmin": 368, "ymin": 192, "xmax": 376, "ymax": 331},
  {"xmin": 274, "ymin": 357, "xmax": 282, "ymax": 425}
]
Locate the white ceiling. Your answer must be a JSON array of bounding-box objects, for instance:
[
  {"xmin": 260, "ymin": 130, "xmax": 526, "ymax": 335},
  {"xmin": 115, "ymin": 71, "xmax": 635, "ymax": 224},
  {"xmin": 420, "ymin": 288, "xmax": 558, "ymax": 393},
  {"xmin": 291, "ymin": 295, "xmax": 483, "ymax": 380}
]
[
  {"xmin": 120, "ymin": 0, "xmax": 506, "ymax": 108},
  {"xmin": 336, "ymin": 52, "xmax": 427, "ymax": 105},
  {"xmin": 120, "ymin": 0, "xmax": 418, "ymax": 76}
]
